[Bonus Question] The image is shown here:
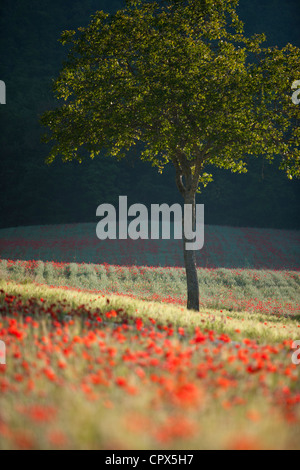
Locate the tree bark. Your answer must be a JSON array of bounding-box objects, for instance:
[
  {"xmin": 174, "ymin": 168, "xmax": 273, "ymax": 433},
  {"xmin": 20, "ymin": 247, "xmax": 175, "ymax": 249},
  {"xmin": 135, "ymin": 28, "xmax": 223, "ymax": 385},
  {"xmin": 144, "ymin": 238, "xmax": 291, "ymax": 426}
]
[
  {"xmin": 173, "ymin": 152, "xmax": 201, "ymax": 311},
  {"xmin": 183, "ymin": 191, "xmax": 200, "ymax": 311}
]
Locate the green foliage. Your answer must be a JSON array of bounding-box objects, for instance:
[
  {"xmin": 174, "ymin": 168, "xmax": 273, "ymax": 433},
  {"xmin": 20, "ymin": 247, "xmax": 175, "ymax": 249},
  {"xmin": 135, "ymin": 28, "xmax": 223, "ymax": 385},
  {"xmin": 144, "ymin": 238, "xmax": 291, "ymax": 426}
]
[{"xmin": 41, "ymin": 0, "xmax": 300, "ymax": 195}]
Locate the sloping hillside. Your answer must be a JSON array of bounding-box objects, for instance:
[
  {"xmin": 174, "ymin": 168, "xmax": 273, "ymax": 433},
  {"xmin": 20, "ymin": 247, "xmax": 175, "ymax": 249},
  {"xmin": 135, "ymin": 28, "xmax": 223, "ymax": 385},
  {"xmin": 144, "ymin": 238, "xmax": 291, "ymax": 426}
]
[{"xmin": 0, "ymin": 223, "xmax": 299, "ymax": 270}]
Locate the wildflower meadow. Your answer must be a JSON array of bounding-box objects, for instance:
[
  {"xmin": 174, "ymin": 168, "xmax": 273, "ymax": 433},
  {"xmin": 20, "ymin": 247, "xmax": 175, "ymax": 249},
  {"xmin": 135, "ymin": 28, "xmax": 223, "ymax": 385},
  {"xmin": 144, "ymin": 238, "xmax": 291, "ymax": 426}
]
[{"xmin": 0, "ymin": 223, "xmax": 299, "ymax": 450}]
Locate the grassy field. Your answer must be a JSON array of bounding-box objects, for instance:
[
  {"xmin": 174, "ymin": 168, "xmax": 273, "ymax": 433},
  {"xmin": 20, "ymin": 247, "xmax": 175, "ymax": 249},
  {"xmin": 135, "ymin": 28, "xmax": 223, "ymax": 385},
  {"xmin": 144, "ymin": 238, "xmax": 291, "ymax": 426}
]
[
  {"xmin": 0, "ymin": 279, "xmax": 300, "ymax": 450},
  {"xmin": 0, "ymin": 223, "xmax": 299, "ymax": 449},
  {"xmin": 0, "ymin": 259, "xmax": 299, "ymax": 317}
]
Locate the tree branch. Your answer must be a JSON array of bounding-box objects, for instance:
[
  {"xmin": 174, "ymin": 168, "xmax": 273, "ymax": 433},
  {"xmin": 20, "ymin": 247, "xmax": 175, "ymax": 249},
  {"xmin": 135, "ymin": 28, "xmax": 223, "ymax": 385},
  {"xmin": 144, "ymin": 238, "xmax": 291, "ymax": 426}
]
[{"xmin": 172, "ymin": 154, "xmax": 186, "ymax": 196}]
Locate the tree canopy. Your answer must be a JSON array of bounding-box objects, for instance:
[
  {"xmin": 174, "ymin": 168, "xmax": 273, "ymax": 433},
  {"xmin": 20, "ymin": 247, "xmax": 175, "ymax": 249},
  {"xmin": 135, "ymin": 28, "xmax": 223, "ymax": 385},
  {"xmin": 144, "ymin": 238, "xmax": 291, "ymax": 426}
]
[{"xmin": 41, "ymin": 0, "xmax": 300, "ymax": 197}]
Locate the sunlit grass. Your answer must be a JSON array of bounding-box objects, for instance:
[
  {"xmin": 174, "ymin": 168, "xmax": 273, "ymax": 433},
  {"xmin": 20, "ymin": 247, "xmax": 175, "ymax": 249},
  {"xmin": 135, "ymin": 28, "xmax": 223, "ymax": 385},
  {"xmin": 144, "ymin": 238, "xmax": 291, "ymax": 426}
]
[
  {"xmin": 1, "ymin": 279, "xmax": 299, "ymax": 344},
  {"xmin": 0, "ymin": 251, "xmax": 299, "ymax": 449},
  {"xmin": 0, "ymin": 278, "xmax": 299, "ymax": 450},
  {"xmin": 1, "ymin": 259, "xmax": 299, "ymax": 316}
]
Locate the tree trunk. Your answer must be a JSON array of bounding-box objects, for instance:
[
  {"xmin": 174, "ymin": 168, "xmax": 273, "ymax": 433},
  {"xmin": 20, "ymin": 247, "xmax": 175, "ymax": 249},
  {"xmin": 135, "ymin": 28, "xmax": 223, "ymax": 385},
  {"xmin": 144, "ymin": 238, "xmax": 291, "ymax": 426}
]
[{"xmin": 183, "ymin": 192, "xmax": 200, "ymax": 311}]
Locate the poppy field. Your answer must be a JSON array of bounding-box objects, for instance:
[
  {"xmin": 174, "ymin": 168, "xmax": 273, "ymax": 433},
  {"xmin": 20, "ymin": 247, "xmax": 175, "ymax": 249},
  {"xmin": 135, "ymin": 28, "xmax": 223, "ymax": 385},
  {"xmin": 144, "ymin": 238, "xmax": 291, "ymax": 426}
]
[
  {"xmin": 0, "ymin": 259, "xmax": 299, "ymax": 319},
  {"xmin": 0, "ymin": 223, "xmax": 299, "ymax": 449},
  {"xmin": 0, "ymin": 277, "xmax": 300, "ymax": 450}
]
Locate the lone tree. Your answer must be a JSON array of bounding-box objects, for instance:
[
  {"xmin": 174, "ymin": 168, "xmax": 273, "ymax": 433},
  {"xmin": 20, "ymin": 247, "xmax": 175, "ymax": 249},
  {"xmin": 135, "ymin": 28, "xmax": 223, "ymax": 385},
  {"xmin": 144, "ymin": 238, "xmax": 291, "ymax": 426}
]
[{"xmin": 41, "ymin": 0, "xmax": 300, "ymax": 311}]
